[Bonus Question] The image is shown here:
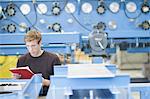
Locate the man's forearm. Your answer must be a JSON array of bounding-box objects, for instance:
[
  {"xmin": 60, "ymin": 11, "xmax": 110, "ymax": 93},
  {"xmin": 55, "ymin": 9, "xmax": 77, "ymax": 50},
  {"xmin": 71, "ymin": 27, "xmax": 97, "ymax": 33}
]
[{"xmin": 42, "ymin": 79, "xmax": 50, "ymax": 86}]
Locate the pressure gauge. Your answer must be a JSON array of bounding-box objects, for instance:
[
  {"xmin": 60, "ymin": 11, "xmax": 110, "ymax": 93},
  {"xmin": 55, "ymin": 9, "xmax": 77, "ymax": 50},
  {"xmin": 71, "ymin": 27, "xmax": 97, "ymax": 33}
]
[
  {"xmin": 52, "ymin": 23, "xmax": 61, "ymax": 32},
  {"xmin": 7, "ymin": 24, "xmax": 16, "ymax": 33},
  {"xmin": 52, "ymin": 3, "xmax": 61, "ymax": 15},
  {"xmin": 65, "ymin": 3, "xmax": 76, "ymax": 13},
  {"xmin": 139, "ymin": 21, "xmax": 150, "ymax": 30},
  {"xmin": 81, "ymin": 2, "xmax": 93, "ymax": 14},
  {"xmin": 109, "ymin": 2, "xmax": 120, "ymax": 13},
  {"xmin": 89, "ymin": 32, "xmax": 108, "ymax": 51},
  {"xmin": 20, "ymin": 4, "xmax": 31, "ymax": 15},
  {"xmin": 37, "ymin": 3, "xmax": 48, "ymax": 14},
  {"xmin": 97, "ymin": 4, "xmax": 106, "ymax": 15},
  {"xmin": 19, "ymin": 22, "xmax": 27, "ymax": 32},
  {"xmin": 97, "ymin": 22, "xmax": 106, "ymax": 31},
  {"xmin": 141, "ymin": 3, "xmax": 150, "ymax": 14},
  {"xmin": 6, "ymin": 4, "xmax": 16, "ymax": 16},
  {"xmin": 126, "ymin": 2, "xmax": 137, "ymax": 13}
]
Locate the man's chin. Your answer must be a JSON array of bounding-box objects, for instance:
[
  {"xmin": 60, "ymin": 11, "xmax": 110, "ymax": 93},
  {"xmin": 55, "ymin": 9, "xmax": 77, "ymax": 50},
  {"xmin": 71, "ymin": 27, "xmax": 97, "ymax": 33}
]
[{"xmin": 30, "ymin": 53, "xmax": 36, "ymax": 57}]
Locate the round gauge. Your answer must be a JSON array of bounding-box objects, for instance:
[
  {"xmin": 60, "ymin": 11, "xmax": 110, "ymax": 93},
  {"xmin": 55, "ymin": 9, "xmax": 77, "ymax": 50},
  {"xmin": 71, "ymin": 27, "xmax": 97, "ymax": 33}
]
[
  {"xmin": 126, "ymin": 2, "xmax": 137, "ymax": 13},
  {"xmin": 97, "ymin": 22, "xmax": 106, "ymax": 31},
  {"xmin": 108, "ymin": 21, "xmax": 117, "ymax": 30},
  {"xmin": 20, "ymin": 4, "xmax": 31, "ymax": 15},
  {"xmin": 7, "ymin": 24, "xmax": 16, "ymax": 33},
  {"xmin": 89, "ymin": 32, "xmax": 108, "ymax": 51},
  {"xmin": 140, "ymin": 21, "xmax": 150, "ymax": 30},
  {"xmin": 6, "ymin": 4, "xmax": 16, "ymax": 16},
  {"xmin": 37, "ymin": 3, "xmax": 48, "ymax": 14},
  {"xmin": 19, "ymin": 22, "xmax": 27, "ymax": 32},
  {"xmin": 65, "ymin": 3, "xmax": 76, "ymax": 13},
  {"xmin": 141, "ymin": 3, "xmax": 150, "ymax": 14},
  {"xmin": 52, "ymin": 5, "xmax": 61, "ymax": 15},
  {"xmin": 97, "ymin": 4, "xmax": 106, "ymax": 15},
  {"xmin": 109, "ymin": 2, "xmax": 120, "ymax": 13},
  {"xmin": 81, "ymin": 2, "xmax": 93, "ymax": 14},
  {"xmin": 52, "ymin": 23, "xmax": 61, "ymax": 32}
]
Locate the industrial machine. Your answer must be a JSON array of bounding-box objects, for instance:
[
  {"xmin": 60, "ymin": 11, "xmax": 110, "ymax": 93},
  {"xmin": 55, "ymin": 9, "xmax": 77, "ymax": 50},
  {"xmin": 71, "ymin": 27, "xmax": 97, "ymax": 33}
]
[
  {"xmin": 0, "ymin": 74, "xmax": 42, "ymax": 99},
  {"xmin": 0, "ymin": 0, "xmax": 149, "ymax": 55},
  {"xmin": 46, "ymin": 64, "xmax": 150, "ymax": 99},
  {"xmin": 46, "ymin": 64, "xmax": 131, "ymax": 99},
  {"xmin": 0, "ymin": 0, "xmax": 150, "ymax": 98}
]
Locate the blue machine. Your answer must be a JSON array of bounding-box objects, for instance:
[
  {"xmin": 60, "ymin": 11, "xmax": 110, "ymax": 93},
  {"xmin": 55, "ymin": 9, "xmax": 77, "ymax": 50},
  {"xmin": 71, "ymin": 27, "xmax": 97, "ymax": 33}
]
[
  {"xmin": 0, "ymin": 0, "xmax": 149, "ymax": 56},
  {"xmin": 0, "ymin": 74, "xmax": 42, "ymax": 99},
  {"xmin": 0, "ymin": 33, "xmax": 81, "ymax": 55},
  {"xmin": 130, "ymin": 83, "xmax": 150, "ymax": 99},
  {"xmin": 0, "ymin": 0, "xmax": 150, "ymax": 98},
  {"xmin": 46, "ymin": 64, "xmax": 131, "ymax": 99}
]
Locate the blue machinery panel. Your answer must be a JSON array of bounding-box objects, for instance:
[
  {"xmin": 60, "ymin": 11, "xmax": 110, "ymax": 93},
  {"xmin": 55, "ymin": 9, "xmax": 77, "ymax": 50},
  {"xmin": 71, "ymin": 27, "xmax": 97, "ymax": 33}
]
[
  {"xmin": 46, "ymin": 64, "xmax": 150, "ymax": 99},
  {"xmin": 0, "ymin": 33, "xmax": 81, "ymax": 55},
  {"xmin": 0, "ymin": 74, "xmax": 42, "ymax": 99},
  {"xmin": 0, "ymin": 0, "xmax": 150, "ymax": 98},
  {"xmin": 46, "ymin": 64, "xmax": 131, "ymax": 99},
  {"xmin": 130, "ymin": 83, "xmax": 150, "ymax": 99},
  {"xmin": 0, "ymin": 0, "xmax": 149, "ymax": 55}
]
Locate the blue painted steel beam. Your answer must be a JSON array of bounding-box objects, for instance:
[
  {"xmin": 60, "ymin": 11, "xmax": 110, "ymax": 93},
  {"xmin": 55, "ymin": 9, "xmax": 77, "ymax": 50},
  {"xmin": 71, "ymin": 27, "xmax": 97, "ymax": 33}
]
[
  {"xmin": 127, "ymin": 47, "xmax": 150, "ymax": 53},
  {"xmin": 107, "ymin": 31, "xmax": 150, "ymax": 38},
  {"xmin": 0, "ymin": 33, "xmax": 81, "ymax": 44},
  {"xmin": 0, "ymin": 44, "xmax": 69, "ymax": 55}
]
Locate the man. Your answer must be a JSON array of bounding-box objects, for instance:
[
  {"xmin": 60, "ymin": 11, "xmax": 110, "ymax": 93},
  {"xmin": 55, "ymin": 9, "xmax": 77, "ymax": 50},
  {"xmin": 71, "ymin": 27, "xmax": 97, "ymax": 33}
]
[{"xmin": 17, "ymin": 30, "xmax": 61, "ymax": 95}]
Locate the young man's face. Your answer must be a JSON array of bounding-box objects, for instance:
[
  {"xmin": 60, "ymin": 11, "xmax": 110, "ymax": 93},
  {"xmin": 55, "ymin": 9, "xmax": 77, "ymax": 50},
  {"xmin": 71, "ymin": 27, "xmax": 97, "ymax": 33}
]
[{"xmin": 26, "ymin": 40, "xmax": 41, "ymax": 57}]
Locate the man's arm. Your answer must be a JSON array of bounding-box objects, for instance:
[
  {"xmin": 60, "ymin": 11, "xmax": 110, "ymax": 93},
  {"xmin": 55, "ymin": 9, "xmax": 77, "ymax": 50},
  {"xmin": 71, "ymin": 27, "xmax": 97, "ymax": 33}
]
[{"xmin": 42, "ymin": 79, "xmax": 51, "ymax": 86}]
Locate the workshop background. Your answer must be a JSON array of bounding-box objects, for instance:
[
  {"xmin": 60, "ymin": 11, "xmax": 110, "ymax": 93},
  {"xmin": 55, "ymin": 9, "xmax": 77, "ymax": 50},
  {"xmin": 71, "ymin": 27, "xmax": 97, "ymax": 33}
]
[{"xmin": 0, "ymin": 0, "xmax": 150, "ymax": 99}]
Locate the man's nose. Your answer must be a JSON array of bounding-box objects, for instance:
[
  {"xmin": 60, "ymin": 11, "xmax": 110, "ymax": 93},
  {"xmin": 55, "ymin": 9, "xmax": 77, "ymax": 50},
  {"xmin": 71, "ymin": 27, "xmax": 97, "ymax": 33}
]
[{"xmin": 28, "ymin": 46, "xmax": 33, "ymax": 51}]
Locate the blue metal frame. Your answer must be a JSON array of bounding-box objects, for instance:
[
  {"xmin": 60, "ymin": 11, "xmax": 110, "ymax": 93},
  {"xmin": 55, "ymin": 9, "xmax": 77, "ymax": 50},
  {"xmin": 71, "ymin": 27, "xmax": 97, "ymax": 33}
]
[
  {"xmin": 0, "ymin": 33, "xmax": 81, "ymax": 44},
  {"xmin": 0, "ymin": 0, "xmax": 149, "ymax": 54},
  {"xmin": 0, "ymin": 44, "xmax": 73, "ymax": 55},
  {"xmin": 0, "ymin": 74, "xmax": 42, "ymax": 99},
  {"xmin": 0, "ymin": 33, "xmax": 81, "ymax": 55},
  {"xmin": 46, "ymin": 64, "xmax": 130, "ymax": 99},
  {"xmin": 130, "ymin": 83, "xmax": 150, "ymax": 99}
]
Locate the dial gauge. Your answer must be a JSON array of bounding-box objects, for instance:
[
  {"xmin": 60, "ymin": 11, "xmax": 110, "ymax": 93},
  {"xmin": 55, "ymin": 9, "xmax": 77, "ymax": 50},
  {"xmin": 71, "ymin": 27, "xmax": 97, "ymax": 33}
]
[
  {"xmin": 65, "ymin": 3, "xmax": 76, "ymax": 13},
  {"xmin": 126, "ymin": 2, "xmax": 137, "ymax": 13},
  {"xmin": 109, "ymin": 2, "xmax": 120, "ymax": 13},
  {"xmin": 37, "ymin": 3, "xmax": 48, "ymax": 14},
  {"xmin": 81, "ymin": 2, "xmax": 93, "ymax": 13},
  {"xmin": 20, "ymin": 4, "xmax": 31, "ymax": 15}
]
